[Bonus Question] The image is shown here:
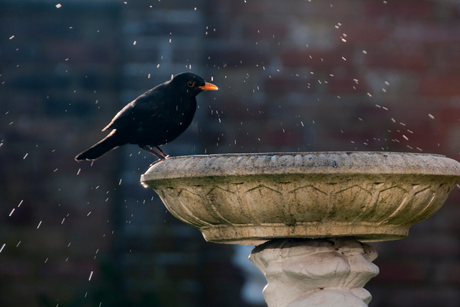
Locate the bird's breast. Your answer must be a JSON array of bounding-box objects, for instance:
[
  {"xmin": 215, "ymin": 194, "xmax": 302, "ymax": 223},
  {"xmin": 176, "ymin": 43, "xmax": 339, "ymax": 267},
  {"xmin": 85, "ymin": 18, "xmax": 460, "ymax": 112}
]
[{"xmin": 130, "ymin": 102, "xmax": 196, "ymax": 145}]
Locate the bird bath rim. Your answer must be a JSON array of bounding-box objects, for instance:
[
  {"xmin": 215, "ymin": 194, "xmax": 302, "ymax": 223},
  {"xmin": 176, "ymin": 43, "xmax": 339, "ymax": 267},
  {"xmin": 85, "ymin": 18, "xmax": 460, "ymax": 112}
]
[
  {"xmin": 141, "ymin": 151, "xmax": 459, "ymax": 181},
  {"xmin": 141, "ymin": 151, "xmax": 460, "ymax": 245}
]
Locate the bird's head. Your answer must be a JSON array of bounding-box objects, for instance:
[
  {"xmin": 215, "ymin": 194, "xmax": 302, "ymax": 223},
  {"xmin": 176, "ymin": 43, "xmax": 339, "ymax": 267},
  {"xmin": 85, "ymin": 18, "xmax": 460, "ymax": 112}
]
[{"xmin": 169, "ymin": 72, "xmax": 218, "ymax": 96}]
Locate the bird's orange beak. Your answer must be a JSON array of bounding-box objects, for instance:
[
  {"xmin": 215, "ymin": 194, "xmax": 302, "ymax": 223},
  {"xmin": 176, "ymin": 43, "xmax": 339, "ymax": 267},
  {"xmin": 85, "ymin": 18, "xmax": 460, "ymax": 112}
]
[{"xmin": 199, "ymin": 82, "xmax": 219, "ymax": 91}]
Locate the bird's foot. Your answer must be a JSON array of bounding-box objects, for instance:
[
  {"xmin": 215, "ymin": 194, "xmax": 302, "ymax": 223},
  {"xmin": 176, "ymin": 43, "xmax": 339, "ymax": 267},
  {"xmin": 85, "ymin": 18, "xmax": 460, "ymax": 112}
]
[
  {"xmin": 139, "ymin": 144, "xmax": 170, "ymax": 163},
  {"xmin": 149, "ymin": 158, "xmax": 165, "ymax": 167}
]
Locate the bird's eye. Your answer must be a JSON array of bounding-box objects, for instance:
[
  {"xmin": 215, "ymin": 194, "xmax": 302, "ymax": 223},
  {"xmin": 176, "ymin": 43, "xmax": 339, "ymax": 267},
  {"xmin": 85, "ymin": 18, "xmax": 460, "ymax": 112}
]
[{"xmin": 187, "ymin": 81, "xmax": 195, "ymax": 88}]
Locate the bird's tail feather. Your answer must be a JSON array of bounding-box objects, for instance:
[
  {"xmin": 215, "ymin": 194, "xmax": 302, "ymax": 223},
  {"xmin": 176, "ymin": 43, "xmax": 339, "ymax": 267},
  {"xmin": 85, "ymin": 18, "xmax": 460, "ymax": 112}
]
[{"xmin": 75, "ymin": 133, "xmax": 121, "ymax": 161}]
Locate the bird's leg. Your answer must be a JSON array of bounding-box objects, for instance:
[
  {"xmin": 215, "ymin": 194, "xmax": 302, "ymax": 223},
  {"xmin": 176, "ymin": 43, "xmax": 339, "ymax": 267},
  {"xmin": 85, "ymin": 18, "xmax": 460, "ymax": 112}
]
[
  {"xmin": 139, "ymin": 144, "xmax": 166, "ymax": 165},
  {"xmin": 155, "ymin": 146, "xmax": 169, "ymax": 159}
]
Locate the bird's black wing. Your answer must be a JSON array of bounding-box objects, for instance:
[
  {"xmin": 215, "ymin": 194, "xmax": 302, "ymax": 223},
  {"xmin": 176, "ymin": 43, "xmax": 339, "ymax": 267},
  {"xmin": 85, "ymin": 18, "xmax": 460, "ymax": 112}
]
[{"xmin": 102, "ymin": 87, "xmax": 164, "ymax": 132}]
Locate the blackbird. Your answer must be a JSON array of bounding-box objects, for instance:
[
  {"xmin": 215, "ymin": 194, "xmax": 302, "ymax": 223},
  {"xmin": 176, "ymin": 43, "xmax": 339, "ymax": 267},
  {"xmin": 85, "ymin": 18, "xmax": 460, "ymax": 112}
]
[{"xmin": 75, "ymin": 72, "xmax": 218, "ymax": 162}]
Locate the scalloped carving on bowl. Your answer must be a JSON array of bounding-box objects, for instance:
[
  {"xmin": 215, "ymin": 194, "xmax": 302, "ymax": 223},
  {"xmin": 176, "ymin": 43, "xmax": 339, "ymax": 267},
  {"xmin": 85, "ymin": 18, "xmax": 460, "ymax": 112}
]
[{"xmin": 141, "ymin": 152, "xmax": 460, "ymax": 245}]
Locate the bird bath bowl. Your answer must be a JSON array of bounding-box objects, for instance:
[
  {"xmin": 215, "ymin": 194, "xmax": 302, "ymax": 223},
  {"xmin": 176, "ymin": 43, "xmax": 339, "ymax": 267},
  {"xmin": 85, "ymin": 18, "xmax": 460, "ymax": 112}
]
[
  {"xmin": 141, "ymin": 151, "xmax": 460, "ymax": 244},
  {"xmin": 140, "ymin": 152, "xmax": 460, "ymax": 306}
]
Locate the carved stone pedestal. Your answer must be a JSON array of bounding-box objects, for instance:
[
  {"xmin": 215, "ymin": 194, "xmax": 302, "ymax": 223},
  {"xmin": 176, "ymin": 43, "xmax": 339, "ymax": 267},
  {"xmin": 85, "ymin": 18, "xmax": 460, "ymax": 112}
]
[
  {"xmin": 249, "ymin": 238, "xmax": 379, "ymax": 307},
  {"xmin": 141, "ymin": 152, "xmax": 460, "ymax": 306}
]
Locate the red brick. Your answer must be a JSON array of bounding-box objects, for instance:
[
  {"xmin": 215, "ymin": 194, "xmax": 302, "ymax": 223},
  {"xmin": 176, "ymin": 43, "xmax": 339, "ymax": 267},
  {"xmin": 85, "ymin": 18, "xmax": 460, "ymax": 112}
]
[
  {"xmin": 340, "ymin": 22, "xmax": 389, "ymax": 43},
  {"xmin": 374, "ymin": 261, "xmax": 426, "ymax": 283},
  {"xmin": 386, "ymin": 117, "xmax": 440, "ymax": 151},
  {"xmin": 1, "ymin": 18, "xmax": 71, "ymax": 40},
  {"xmin": 204, "ymin": 0, "xmax": 260, "ymax": 16},
  {"xmin": 39, "ymin": 259, "xmax": 98, "ymax": 279},
  {"xmin": 441, "ymin": 188, "xmax": 460, "ymax": 206},
  {"xmin": 300, "ymin": 0, "xmax": 361, "ymax": 17},
  {"xmin": 265, "ymin": 128, "xmax": 304, "ymax": 147},
  {"xmin": 264, "ymin": 76, "xmax": 315, "ymax": 94},
  {"xmin": 363, "ymin": 0, "xmax": 434, "ymax": 19},
  {"xmin": 393, "ymin": 25, "xmax": 460, "ymax": 45},
  {"xmin": 207, "ymin": 48, "xmax": 272, "ymax": 66},
  {"xmin": 281, "ymin": 48, "xmax": 353, "ymax": 69},
  {"xmin": 438, "ymin": 106, "xmax": 460, "ymax": 124},
  {"xmin": 10, "ymin": 73, "xmax": 71, "ymax": 90},
  {"xmin": 437, "ymin": 262, "xmax": 460, "ymax": 284},
  {"xmin": 365, "ymin": 51, "xmax": 429, "ymax": 71},
  {"xmin": 390, "ymin": 289, "xmax": 460, "ymax": 307},
  {"xmin": 328, "ymin": 73, "xmax": 368, "ymax": 94},
  {"xmin": 244, "ymin": 23, "xmax": 288, "ymax": 40},
  {"xmin": 319, "ymin": 129, "xmax": 390, "ymax": 151},
  {"xmin": 204, "ymin": 21, "xmax": 231, "ymax": 39},
  {"xmin": 209, "ymin": 99, "xmax": 270, "ymax": 121},
  {"xmin": 124, "ymin": 46, "xmax": 160, "ymax": 62},
  {"xmin": 437, "ymin": 45, "xmax": 460, "ymax": 73},
  {"xmin": 393, "ymin": 236, "xmax": 460, "ymax": 257},
  {"xmin": 0, "ymin": 258, "xmax": 32, "ymax": 276},
  {"xmin": 42, "ymin": 41, "xmax": 117, "ymax": 64},
  {"xmin": 418, "ymin": 75, "xmax": 460, "ymax": 97}
]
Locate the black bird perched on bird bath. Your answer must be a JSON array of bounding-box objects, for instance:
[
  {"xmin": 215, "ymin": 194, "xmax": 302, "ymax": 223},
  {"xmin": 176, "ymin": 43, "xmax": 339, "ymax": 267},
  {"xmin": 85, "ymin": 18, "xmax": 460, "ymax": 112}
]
[{"xmin": 75, "ymin": 72, "xmax": 218, "ymax": 163}]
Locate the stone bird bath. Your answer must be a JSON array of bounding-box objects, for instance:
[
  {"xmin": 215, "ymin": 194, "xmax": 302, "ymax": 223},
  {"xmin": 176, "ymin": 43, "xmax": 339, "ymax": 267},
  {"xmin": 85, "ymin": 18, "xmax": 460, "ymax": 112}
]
[{"xmin": 141, "ymin": 152, "xmax": 460, "ymax": 307}]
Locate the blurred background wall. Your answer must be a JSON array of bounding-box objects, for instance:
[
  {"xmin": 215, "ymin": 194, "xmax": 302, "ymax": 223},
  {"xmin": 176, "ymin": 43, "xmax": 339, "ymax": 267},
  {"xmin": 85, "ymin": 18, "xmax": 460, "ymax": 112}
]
[{"xmin": 1, "ymin": 0, "xmax": 460, "ymax": 306}]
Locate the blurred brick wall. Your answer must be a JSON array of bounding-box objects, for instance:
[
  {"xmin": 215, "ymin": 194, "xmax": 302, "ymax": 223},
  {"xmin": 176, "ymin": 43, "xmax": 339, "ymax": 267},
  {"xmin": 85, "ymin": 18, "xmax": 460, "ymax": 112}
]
[
  {"xmin": 0, "ymin": 2, "xmax": 122, "ymax": 307},
  {"xmin": 199, "ymin": 1, "xmax": 460, "ymax": 306},
  {"xmin": 1, "ymin": 0, "xmax": 460, "ymax": 307},
  {"xmin": 115, "ymin": 2, "xmax": 246, "ymax": 306}
]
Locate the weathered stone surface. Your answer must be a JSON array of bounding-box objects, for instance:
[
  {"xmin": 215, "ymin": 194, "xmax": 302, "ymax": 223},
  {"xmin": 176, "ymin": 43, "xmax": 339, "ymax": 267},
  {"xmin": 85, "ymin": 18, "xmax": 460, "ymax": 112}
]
[
  {"xmin": 141, "ymin": 152, "xmax": 460, "ymax": 245},
  {"xmin": 249, "ymin": 238, "xmax": 379, "ymax": 307}
]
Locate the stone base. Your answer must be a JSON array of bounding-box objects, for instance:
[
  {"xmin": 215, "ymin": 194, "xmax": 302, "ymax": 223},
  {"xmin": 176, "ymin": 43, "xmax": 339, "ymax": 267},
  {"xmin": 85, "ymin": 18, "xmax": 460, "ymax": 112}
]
[
  {"xmin": 201, "ymin": 223, "xmax": 408, "ymax": 245},
  {"xmin": 249, "ymin": 238, "xmax": 379, "ymax": 307}
]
